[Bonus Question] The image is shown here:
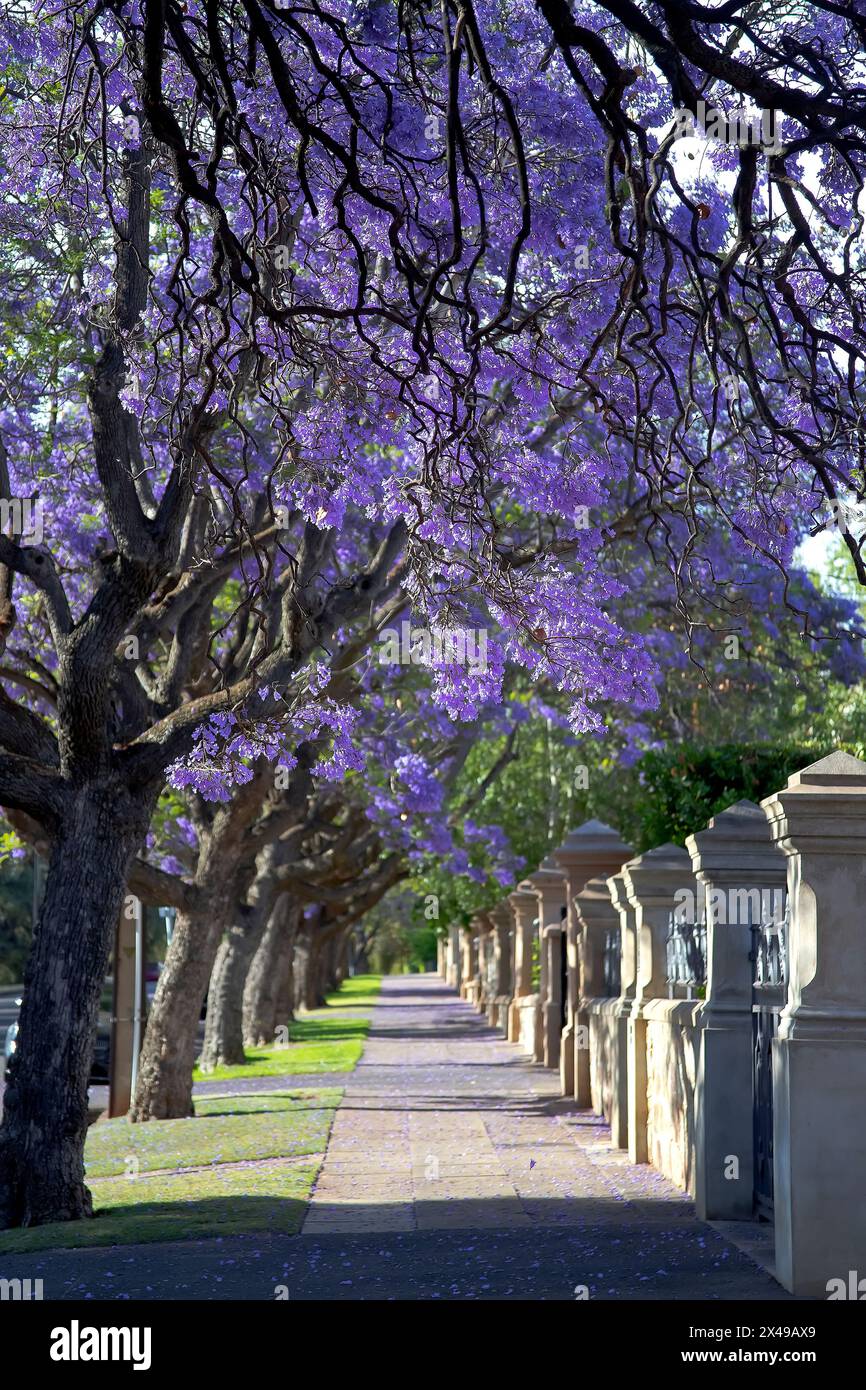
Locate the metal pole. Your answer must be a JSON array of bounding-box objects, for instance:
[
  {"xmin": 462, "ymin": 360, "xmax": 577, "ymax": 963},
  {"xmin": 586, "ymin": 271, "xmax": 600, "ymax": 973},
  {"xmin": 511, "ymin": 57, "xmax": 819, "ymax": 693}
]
[
  {"xmin": 108, "ymin": 896, "xmax": 144, "ymax": 1117},
  {"xmin": 130, "ymin": 897, "xmax": 144, "ymax": 1097}
]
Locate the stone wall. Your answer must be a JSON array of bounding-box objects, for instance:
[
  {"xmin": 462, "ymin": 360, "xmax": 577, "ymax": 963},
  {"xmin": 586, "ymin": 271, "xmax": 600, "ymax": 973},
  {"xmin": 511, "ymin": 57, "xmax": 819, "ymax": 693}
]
[
  {"xmin": 482, "ymin": 762, "xmax": 866, "ymax": 1296},
  {"xmin": 588, "ymin": 998, "xmax": 620, "ymax": 1123},
  {"xmin": 644, "ymin": 999, "xmax": 703, "ymax": 1196},
  {"xmin": 517, "ymin": 994, "xmax": 540, "ymax": 1057}
]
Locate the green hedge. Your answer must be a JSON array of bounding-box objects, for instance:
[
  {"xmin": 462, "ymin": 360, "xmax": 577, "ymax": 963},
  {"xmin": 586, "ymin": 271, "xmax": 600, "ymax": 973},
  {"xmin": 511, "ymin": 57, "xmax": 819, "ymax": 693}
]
[{"xmin": 613, "ymin": 742, "xmax": 857, "ymax": 853}]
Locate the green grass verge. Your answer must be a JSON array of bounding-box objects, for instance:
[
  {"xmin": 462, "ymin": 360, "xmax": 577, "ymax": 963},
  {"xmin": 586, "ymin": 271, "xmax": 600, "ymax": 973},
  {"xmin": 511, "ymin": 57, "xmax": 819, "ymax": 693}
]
[
  {"xmin": 84, "ymin": 1088, "xmax": 341, "ymax": 1178},
  {"xmin": 0, "ymin": 1088, "xmax": 341, "ymax": 1255},
  {"xmin": 192, "ymin": 980, "xmax": 380, "ymax": 1084},
  {"xmin": 323, "ymin": 973, "xmax": 381, "ymax": 1010},
  {"xmin": 0, "ymin": 975, "xmax": 382, "ymax": 1254},
  {"xmin": 192, "ymin": 1016, "xmax": 368, "ymax": 1082},
  {"xmin": 0, "ymin": 1160, "xmax": 320, "ymax": 1254}
]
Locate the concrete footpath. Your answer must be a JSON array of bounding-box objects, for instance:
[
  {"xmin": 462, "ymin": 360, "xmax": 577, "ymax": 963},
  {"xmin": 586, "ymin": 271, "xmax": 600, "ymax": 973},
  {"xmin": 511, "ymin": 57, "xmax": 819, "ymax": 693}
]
[{"xmin": 3, "ymin": 975, "xmax": 792, "ymax": 1299}]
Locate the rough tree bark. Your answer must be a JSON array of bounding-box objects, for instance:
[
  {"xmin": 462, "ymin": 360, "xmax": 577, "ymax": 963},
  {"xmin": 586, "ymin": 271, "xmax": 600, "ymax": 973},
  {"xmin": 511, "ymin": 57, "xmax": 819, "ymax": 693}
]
[
  {"xmin": 291, "ymin": 920, "xmax": 309, "ymax": 1013},
  {"xmin": 129, "ymin": 889, "xmax": 231, "ymax": 1120},
  {"xmin": 293, "ymin": 914, "xmax": 325, "ymax": 1011},
  {"xmin": 243, "ymin": 896, "xmax": 298, "ymax": 1047},
  {"xmin": 0, "ymin": 784, "xmax": 155, "ymax": 1226},
  {"xmin": 129, "ymin": 782, "xmax": 266, "ymax": 1120},
  {"xmin": 322, "ymin": 931, "xmax": 341, "ymax": 995},
  {"xmin": 294, "ymin": 914, "xmax": 348, "ymax": 1010},
  {"xmin": 272, "ymin": 925, "xmax": 297, "ymax": 1036},
  {"xmin": 349, "ymin": 927, "xmax": 372, "ymax": 975},
  {"xmin": 199, "ymin": 851, "xmax": 278, "ymax": 1070},
  {"xmin": 334, "ymin": 929, "xmax": 350, "ymax": 987}
]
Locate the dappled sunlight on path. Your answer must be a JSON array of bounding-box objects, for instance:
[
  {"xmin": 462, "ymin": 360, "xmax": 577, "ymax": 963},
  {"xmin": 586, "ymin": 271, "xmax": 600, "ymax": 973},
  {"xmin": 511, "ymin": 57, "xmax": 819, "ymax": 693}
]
[
  {"xmin": 4, "ymin": 975, "xmax": 793, "ymax": 1299},
  {"xmin": 291, "ymin": 975, "xmax": 789, "ymax": 1298}
]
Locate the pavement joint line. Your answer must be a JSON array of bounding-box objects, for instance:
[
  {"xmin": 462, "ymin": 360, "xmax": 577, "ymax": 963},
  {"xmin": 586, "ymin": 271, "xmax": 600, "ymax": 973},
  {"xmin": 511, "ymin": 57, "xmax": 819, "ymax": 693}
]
[{"xmin": 86, "ymin": 1152, "xmax": 326, "ymax": 1184}]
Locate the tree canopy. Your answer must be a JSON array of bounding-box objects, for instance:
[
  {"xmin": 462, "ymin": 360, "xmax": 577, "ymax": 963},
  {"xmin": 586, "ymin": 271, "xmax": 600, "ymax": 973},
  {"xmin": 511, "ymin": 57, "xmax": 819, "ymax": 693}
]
[{"xmin": 1, "ymin": 0, "xmax": 865, "ymax": 1232}]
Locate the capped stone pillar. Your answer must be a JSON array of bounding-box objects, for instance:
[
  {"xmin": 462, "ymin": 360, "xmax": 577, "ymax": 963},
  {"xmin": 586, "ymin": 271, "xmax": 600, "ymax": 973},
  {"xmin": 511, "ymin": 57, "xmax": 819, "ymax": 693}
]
[
  {"xmin": 623, "ymin": 843, "xmax": 697, "ymax": 1163},
  {"xmin": 488, "ymin": 903, "xmax": 513, "ymax": 1031},
  {"xmin": 761, "ymin": 752, "xmax": 866, "ymax": 1297},
  {"xmin": 436, "ymin": 935, "xmax": 446, "ymax": 977},
  {"xmin": 445, "ymin": 925, "xmax": 462, "ymax": 990},
  {"xmin": 473, "ymin": 914, "xmax": 493, "ymax": 1015},
  {"xmin": 606, "ymin": 870, "xmax": 639, "ymax": 1148},
  {"xmin": 687, "ymin": 801, "xmax": 786, "ymax": 1221},
  {"xmin": 574, "ymin": 880, "xmax": 611, "ymax": 998},
  {"xmin": 573, "ymin": 876, "xmax": 625, "ymax": 1117},
  {"xmin": 460, "ymin": 923, "xmax": 476, "ymax": 1002},
  {"xmin": 543, "ymin": 919, "xmax": 565, "ymax": 1068},
  {"xmin": 552, "ymin": 821, "xmax": 632, "ymax": 1100},
  {"xmin": 508, "ymin": 888, "xmax": 538, "ymax": 1047},
  {"xmin": 490, "ymin": 904, "xmax": 512, "ymax": 996},
  {"xmin": 525, "ymin": 859, "xmax": 567, "ymax": 1066}
]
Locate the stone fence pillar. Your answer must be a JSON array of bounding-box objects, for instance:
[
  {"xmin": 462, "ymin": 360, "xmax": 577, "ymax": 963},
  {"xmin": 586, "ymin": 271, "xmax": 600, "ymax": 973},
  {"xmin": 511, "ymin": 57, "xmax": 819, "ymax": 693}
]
[
  {"xmin": 508, "ymin": 888, "xmax": 539, "ymax": 1050},
  {"xmin": 574, "ymin": 877, "xmax": 624, "ymax": 1118},
  {"xmin": 623, "ymin": 844, "xmax": 696, "ymax": 1163},
  {"xmin": 542, "ymin": 920, "xmax": 565, "ymax": 1067},
  {"xmin": 436, "ymin": 936, "xmax": 446, "ymax": 977},
  {"xmin": 473, "ymin": 914, "xmax": 493, "ymax": 1015},
  {"xmin": 552, "ymin": 821, "xmax": 632, "ymax": 1100},
  {"xmin": 761, "ymin": 751, "xmax": 866, "ymax": 1296},
  {"xmin": 605, "ymin": 870, "xmax": 639, "ymax": 1148},
  {"xmin": 687, "ymin": 800, "xmax": 786, "ymax": 1221},
  {"xmin": 488, "ymin": 903, "xmax": 513, "ymax": 1031},
  {"xmin": 460, "ymin": 923, "xmax": 477, "ymax": 1003},
  {"xmin": 525, "ymin": 859, "xmax": 566, "ymax": 1066},
  {"xmin": 445, "ymin": 925, "xmax": 462, "ymax": 991}
]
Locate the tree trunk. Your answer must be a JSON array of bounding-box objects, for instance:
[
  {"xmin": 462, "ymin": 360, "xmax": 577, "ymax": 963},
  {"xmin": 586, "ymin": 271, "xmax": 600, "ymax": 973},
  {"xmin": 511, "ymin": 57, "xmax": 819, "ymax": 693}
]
[
  {"xmin": 129, "ymin": 888, "xmax": 232, "ymax": 1120},
  {"xmin": 292, "ymin": 923, "xmax": 311, "ymax": 1013},
  {"xmin": 243, "ymin": 897, "xmax": 297, "ymax": 1047},
  {"xmin": 0, "ymin": 785, "xmax": 152, "ymax": 1228},
  {"xmin": 334, "ymin": 929, "xmax": 350, "ymax": 986},
  {"xmin": 272, "ymin": 923, "xmax": 297, "ymax": 1038},
  {"xmin": 199, "ymin": 852, "xmax": 283, "ymax": 1070},
  {"xmin": 199, "ymin": 906, "xmax": 262, "ymax": 1070},
  {"xmin": 304, "ymin": 950, "xmax": 324, "ymax": 1010},
  {"xmin": 296, "ymin": 919, "xmax": 329, "ymax": 1011},
  {"xmin": 294, "ymin": 914, "xmax": 351, "ymax": 1010},
  {"xmin": 322, "ymin": 932, "xmax": 340, "ymax": 995},
  {"xmin": 130, "ymin": 777, "xmax": 270, "ymax": 1121},
  {"xmin": 349, "ymin": 926, "xmax": 374, "ymax": 975},
  {"xmin": 313, "ymin": 921, "xmax": 349, "ymax": 1003}
]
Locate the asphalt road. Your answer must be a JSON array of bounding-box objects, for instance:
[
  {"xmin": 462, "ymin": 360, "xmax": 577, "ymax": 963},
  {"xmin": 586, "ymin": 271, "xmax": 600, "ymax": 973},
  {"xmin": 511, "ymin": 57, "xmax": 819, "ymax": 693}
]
[{"xmin": 0, "ymin": 1222, "xmax": 797, "ymax": 1301}]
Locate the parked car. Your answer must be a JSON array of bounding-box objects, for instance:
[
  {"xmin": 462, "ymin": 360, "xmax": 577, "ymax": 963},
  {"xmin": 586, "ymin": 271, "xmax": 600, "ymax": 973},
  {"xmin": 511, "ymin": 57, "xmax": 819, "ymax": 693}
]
[
  {"xmin": 2, "ymin": 998, "xmax": 21, "ymax": 1066},
  {"xmin": 4, "ymin": 982, "xmax": 114, "ymax": 1084}
]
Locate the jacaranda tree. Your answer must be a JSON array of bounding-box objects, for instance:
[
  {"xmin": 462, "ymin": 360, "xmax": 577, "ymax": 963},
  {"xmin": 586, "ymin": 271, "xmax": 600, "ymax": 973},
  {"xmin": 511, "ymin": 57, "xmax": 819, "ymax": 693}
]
[{"xmin": 0, "ymin": 0, "xmax": 861, "ymax": 1231}]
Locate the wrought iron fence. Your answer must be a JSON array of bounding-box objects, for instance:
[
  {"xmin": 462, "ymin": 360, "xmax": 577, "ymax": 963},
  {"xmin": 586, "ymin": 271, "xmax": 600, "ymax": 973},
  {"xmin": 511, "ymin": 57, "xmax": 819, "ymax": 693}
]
[
  {"xmin": 751, "ymin": 895, "xmax": 789, "ymax": 993},
  {"xmin": 666, "ymin": 906, "xmax": 707, "ymax": 999},
  {"xmin": 603, "ymin": 927, "xmax": 621, "ymax": 996},
  {"xmin": 751, "ymin": 894, "xmax": 789, "ymax": 1220}
]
